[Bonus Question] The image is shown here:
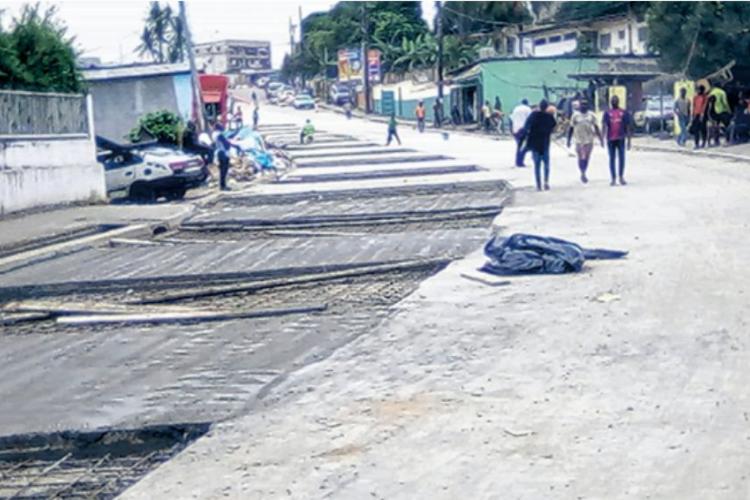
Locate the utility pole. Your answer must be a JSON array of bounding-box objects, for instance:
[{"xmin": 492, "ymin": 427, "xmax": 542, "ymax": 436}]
[
  {"xmin": 361, "ymin": 2, "xmax": 371, "ymax": 114},
  {"xmin": 299, "ymin": 5, "xmax": 305, "ymax": 89},
  {"xmin": 289, "ymin": 17, "xmax": 296, "ymax": 55},
  {"xmin": 436, "ymin": 1, "xmax": 444, "ymax": 99},
  {"xmin": 179, "ymin": 1, "xmax": 205, "ymax": 132}
]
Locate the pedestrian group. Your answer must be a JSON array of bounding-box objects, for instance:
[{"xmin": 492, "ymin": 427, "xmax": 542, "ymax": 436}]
[{"xmin": 511, "ymin": 95, "xmax": 632, "ymax": 191}]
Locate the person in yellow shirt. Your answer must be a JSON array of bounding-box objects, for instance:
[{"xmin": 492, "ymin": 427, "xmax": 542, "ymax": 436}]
[{"xmin": 708, "ymin": 83, "xmax": 731, "ymax": 146}]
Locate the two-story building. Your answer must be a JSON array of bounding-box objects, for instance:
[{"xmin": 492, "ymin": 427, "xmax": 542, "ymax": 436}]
[
  {"xmin": 515, "ymin": 15, "xmax": 650, "ymax": 58},
  {"xmin": 194, "ymin": 39, "xmax": 272, "ymax": 85}
]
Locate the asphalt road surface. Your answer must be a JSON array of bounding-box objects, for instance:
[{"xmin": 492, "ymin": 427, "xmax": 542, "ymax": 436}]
[
  {"xmin": 123, "ymin": 103, "xmax": 750, "ymax": 500},
  {"xmin": 0, "ymin": 105, "xmax": 509, "ymax": 497}
]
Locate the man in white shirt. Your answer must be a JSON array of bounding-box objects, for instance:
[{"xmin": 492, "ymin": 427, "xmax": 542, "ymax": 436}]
[{"xmin": 511, "ymin": 98, "xmax": 532, "ymax": 167}]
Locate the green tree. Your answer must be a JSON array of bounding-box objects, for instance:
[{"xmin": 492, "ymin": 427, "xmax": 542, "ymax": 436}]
[
  {"xmin": 136, "ymin": 2, "xmax": 186, "ymax": 63},
  {"xmin": 442, "ymin": 35, "xmax": 478, "ymax": 71},
  {"xmin": 283, "ymin": 1, "xmax": 429, "ymax": 80},
  {"xmin": 0, "ymin": 3, "xmax": 82, "ymax": 92},
  {"xmin": 647, "ymin": 1, "xmax": 750, "ymax": 78},
  {"xmin": 442, "ymin": 1, "xmax": 531, "ymax": 37},
  {"xmin": 554, "ymin": 1, "xmax": 648, "ymax": 23}
]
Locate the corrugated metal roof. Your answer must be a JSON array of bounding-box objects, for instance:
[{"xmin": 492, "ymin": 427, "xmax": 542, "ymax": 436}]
[{"xmin": 82, "ymin": 62, "xmax": 191, "ymax": 81}]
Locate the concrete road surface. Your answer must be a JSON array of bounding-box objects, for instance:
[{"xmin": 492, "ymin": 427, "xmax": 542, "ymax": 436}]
[{"xmin": 124, "ymin": 103, "xmax": 750, "ymax": 499}]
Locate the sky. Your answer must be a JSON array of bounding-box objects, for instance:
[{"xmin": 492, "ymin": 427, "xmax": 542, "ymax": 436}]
[{"xmin": 0, "ymin": 0, "xmax": 436, "ymax": 68}]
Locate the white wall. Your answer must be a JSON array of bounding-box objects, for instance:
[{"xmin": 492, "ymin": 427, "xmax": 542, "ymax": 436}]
[
  {"xmin": 0, "ymin": 137, "xmax": 106, "ymax": 216},
  {"xmin": 595, "ymin": 19, "xmax": 649, "ymax": 55}
]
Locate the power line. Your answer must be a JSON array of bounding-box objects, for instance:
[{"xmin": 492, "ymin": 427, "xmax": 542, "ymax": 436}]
[{"xmin": 442, "ymin": 5, "xmax": 520, "ymax": 28}]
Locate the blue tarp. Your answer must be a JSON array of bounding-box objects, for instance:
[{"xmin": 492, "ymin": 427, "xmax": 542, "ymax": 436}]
[{"xmin": 481, "ymin": 233, "xmax": 628, "ymax": 275}]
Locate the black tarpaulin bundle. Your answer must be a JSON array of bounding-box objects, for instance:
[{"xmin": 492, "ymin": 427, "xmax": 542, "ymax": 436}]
[{"xmin": 481, "ymin": 233, "xmax": 628, "ymax": 275}]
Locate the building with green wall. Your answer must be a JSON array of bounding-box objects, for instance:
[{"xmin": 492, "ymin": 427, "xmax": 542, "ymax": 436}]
[{"xmin": 371, "ymin": 55, "xmax": 659, "ymax": 125}]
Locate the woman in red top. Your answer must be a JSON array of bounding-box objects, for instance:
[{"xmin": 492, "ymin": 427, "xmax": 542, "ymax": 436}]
[{"xmin": 691, "ymin": 85, "xmax": 708, "ymax": 149}]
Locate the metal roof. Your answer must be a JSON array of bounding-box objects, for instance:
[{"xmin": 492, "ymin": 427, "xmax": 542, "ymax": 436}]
[{"xmin": 82, "ymin": 62, "xmax": 191, "ymax": 81}]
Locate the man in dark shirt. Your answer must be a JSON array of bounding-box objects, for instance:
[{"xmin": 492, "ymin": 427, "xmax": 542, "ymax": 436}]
[
  {"xmin": 525, "ymin": 99, "xmax": 557, "ymax": 191},
  {"xmin": 601, "ymin": 95, "xmax": 633, "ymax": 186}
]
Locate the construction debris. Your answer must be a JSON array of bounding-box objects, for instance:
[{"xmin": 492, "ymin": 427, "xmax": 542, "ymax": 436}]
[{"xmin": 56, "ymin": 304, "xmax": 327, "ymax": 326}]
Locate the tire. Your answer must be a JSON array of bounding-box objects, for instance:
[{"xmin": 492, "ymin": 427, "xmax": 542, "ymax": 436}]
[
  {"xmin": 166, "ymin": 187, "xmax": 187, "ymax": 201},
  {"xmin": 128, "ymin": 182, "xmax": 155, "ymax": 203}
]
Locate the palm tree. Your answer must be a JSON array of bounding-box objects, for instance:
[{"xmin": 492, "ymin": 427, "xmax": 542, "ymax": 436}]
[{"xmin": 136, "ymin": 2, "xmax": 183, "ymax": 63}]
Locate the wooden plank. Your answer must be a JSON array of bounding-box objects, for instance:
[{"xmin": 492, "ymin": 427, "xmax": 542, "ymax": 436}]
[
  {"xmin": 57, "ymin": 304, "xmax": 327, "ymax": 326},
  {"xmin": 460, "ymin": 271, "xmax": 512, "ymax": 287},
  {"xmin": 0, "ymin": 312, "xmax": 52, "ymax": 326},
  {"xmin": 135, "ymin": 258, "xmax": 448, "ymax": 305},
  {"xmin": 2, "ymin": 300, "xmax": 208, "ymax": 316}
]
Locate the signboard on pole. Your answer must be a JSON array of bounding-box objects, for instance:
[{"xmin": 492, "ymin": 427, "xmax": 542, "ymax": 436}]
[
  {"xmin": 337, "ymin": 48, "xmax": 362, "ymax": 82},
  {"xmin": 367, "ymin": 49, "xmax": 381, "ymax": 83}
]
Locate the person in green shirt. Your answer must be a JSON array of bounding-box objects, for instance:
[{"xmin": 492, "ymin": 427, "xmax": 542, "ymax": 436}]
[
  {"xmin": 708, "ymin": 83, "xmax": 731, "ymax": 146},
  {"xmin": 300, "ymin": 119, "xmax": 315, "ymax": 144},
  {"xmin": 386, "ymin": 112, "xmax": 401, "ymax": 146}
]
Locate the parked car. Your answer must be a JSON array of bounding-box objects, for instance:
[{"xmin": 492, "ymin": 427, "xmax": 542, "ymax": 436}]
[
  {"xmin": 97, "ymin": 137, "xmax": 207, "ymax": 202},
  {"xmin": 293, "ymin": 94, "xmax": 316, "ymax": 110},
  {"xmin": 329, "ymin": 84, "xmax": 351, "ymax": 106},
  {"xmin": 634, "ymin": 96, "xmax": 674, "ymax": 133},
  {"xmin": 266, "ymin": 81, "xmax": 284, "ymax": 100}
]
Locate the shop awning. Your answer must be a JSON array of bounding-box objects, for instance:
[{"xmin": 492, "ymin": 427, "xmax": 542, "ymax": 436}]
[
  {"xmin": 202, "ymin": 91, "xmax": 222, "ymax": 103},
  {"xmin": 452, "ymin": 64, "xmax": 482, "ymax": 86}
]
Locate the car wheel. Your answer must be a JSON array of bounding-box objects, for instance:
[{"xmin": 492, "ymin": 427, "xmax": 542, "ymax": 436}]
[
  {"xmin": 129, "ymin": 182, "xmax": 155, "ymax": 203},
  {"xmin": 166, "ymin": 187, "xmax": 187, "ymax": 201}
]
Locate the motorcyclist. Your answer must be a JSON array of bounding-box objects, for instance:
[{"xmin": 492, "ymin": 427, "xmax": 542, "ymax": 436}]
[{"xmin": 300, "ymin": 119, "xmax": 316, "ymax": 144}]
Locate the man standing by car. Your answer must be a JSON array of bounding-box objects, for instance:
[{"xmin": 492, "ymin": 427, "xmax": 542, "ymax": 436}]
[
  {"xmin": 214, "ymin": 124, "xmax": 237, "ymax": 191},
  {"xmin": 674, "ymin": 87, "xmax": 691, "ymax": 146},
  {"xmin": 510, "ymin": 99, "xmax": 532, "ymax": 167},
  {"xmin": 602, "ymin": 95, "xmax": 633, "ymax": 186}
]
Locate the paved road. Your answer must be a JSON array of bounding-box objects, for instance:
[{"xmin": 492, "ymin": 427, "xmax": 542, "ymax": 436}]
[
  {"xmin": 0, "ymin": 99, "xmax": 511, "ymax": 499},
  {"xmin": 124, "ymin": 104, "xmax": 750, "ymax": 499}
]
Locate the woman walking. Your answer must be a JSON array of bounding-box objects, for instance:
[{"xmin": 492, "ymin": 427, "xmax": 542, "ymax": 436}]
[{"xmin": 567, "ymin": 100, "xmax": 603, "ymax": 184}]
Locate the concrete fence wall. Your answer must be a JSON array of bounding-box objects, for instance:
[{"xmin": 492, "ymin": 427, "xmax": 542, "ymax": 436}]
[{"xmin": 0, "ymin": 91, "xmax": 106, "ymax": 216}]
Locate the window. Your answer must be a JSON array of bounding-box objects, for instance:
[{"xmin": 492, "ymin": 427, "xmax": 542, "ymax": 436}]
[
  {"xmin": 506, "ymin": 37, "xmax": 515, "ymax": 55},
  {"xmin": 564, "ymin": 32, "xmax": 577, "ymax": 40},
  {"xmin": 599, "ymin": 33, "xmax": 611, "ymax": 50},
  {"xmin": 534, "ymin": 37, "xmax": 547, "ymax": 46},
  {"xmin": 638, "ymin": 26, "xmax": 648, "ymax": 42},
  {"xmin": 549, "ymin": 35, "xmax": 562, "ymax": 43},
  {"xmin": 618, "ymin": 30, "xmax": 626, "ymax": 40}
]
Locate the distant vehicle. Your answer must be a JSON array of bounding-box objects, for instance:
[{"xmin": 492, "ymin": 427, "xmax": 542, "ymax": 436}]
[
  {"xmin": 266, "ymin": 82, "xmax": 284, "ymax": 100},
  {"xmin": 329, "ymin": 84, "xmax": 351, "ymax": 106},
  {"xmin": 97, "ymin": 137, "xmax": 207, "ymax": 202},
  {"xmin": 293, "ymin": 94, "xmax": 316, "ymax": 110},
  {"xmin": 634, "ymin": 96, "xmax": 675, "ymax": 133}
]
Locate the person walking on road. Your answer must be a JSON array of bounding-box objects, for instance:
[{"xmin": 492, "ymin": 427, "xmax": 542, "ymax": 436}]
[
  {"xmin": 674, "ymin": 87, "xmax": 691, "ymax": 146},
  {"xmin": 415, "ymin": 101, "xmax": 426, "ymax": 133},
  {"xmin": 691, "ymin": 84, "xmax": 708, "ymax": 149},
  {"xmin": 481, "ymin": 100, "xmax": 492, "ymax": 133},
  {"xmin": 525, "ymin": 99, "xmax": 557, "ymax": 191},
  {"xmin": 602, "ymin": 95, "xmax": 633, "ymax": 186},
  {"xmin": 433, "ymin": 98, "xmax": 443, "ymax": 128},
  {"xmin": 511, "ymin": 99, "xmax": 532, "ymax": 167},
  {"xmin": 567, "ymin": 100, "xmax": 603, "ymax": 184},
  {"xmin": 708, "ymin": 83, "xmax": 731, "ymax": 145},
  {"xmin": 493, "ymin": 96, "xmax": 505, "ymax": 134},
  {"xmin": 252, "ymin": 105, "xmax": 259, "ymax": 129},
  {"xmin": 386, "ymin": 113, "xmax": 401, "ymax": 146}
]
